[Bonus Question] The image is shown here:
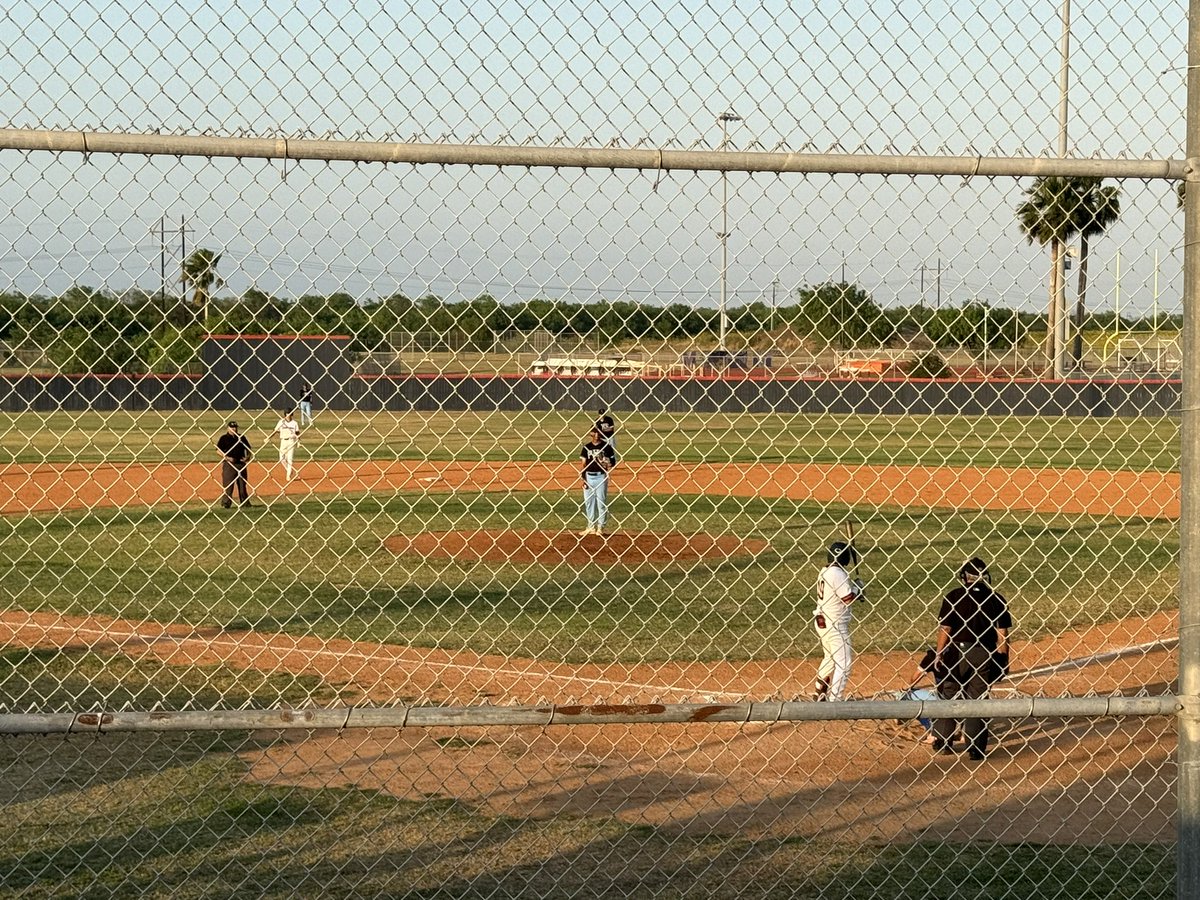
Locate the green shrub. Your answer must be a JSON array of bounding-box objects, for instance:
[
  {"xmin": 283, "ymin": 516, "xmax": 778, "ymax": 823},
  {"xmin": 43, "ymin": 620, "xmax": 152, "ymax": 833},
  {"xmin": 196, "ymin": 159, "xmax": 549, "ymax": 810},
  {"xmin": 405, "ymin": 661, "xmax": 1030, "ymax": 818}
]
[{"xmin": 907, "ymin": 351, "xmax": 951, "ymax": 379}]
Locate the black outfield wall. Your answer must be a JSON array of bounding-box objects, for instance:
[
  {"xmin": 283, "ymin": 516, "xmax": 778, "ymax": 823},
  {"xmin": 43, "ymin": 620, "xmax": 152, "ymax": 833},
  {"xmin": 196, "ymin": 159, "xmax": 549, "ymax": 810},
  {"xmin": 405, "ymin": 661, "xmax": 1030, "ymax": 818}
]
[
  {"xmin": 0, "ymin": 374, "xmax": 206, "ymax": 412},
  {"xmin": 199, "ymin": 335, "xmax": 356, "ymax": 411},
  {"xmin": 347, "ymin": 374, "xmax": 1181, "ymax": 419},
  {"xmin": 0, "ymin": 372, "xmax": 1181, "ymax": 419}
]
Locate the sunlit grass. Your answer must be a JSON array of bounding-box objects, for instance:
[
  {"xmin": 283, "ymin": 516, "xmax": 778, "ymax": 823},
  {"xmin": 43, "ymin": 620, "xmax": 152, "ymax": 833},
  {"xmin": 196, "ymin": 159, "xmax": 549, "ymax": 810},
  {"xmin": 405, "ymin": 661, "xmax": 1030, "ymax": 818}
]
[
  {"xmin": 0, "ymin": 409, "xmax": 1179, "ymax": 471},
  {"xmin": 4, "ymin": 491, "xmax": 1175, "ymax": 663}
]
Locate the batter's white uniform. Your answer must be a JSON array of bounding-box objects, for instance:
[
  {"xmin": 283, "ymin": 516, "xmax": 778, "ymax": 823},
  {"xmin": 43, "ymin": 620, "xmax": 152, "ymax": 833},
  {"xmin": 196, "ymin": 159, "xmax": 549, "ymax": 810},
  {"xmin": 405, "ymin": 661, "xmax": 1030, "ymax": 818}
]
[
  {"xmin": 275, "ymin": 416, "xmax": 300, "ymax": 480},
  {"xmin": 814, "ymin": 563, "xmax": 857, "ymax": 700}
]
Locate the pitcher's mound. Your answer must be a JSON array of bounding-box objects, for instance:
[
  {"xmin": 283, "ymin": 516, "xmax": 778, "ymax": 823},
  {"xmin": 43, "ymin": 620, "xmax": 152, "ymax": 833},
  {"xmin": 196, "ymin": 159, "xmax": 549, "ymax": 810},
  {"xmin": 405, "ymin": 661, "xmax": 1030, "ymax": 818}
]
[{"xmin": 383, "ymin": 529, "xmax": 769, "ymax": 566}]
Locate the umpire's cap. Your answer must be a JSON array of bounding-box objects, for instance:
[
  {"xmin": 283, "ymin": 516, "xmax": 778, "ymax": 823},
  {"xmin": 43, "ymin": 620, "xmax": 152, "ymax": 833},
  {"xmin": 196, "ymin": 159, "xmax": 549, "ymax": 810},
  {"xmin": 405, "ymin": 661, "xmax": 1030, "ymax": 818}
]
[
  {"xmin": 827, "ymin": 540, "xmax": 858, "ymax": 567},
  {"xmin": 958, "ymin": 557, "xmax": 991, "ymax": 585}
]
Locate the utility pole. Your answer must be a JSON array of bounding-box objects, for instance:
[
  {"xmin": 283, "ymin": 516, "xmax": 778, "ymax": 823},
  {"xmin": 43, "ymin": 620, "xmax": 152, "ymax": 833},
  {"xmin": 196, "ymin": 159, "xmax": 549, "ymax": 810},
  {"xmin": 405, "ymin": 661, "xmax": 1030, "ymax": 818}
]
[
  {"xmin": 153, "ymin": 216, "xmax": 191, "ymax": 328},
  {"xmin": 1154, "ymin": 248, "xmax": 1160, "ymax": 332},
  {"xmin": 717, "ymin": 111, "xmax": 741, "ymax": 353},
  {"xmin": 918, "ymin": 261, "xmax": 944, "ymax": 309},
  {"xmin": 177, "ymin": 215, "xmax": 195, "ymax": 321},
  {"xmin": 159, "ymin": 216, "xmax": 167, "ymax": 329}
]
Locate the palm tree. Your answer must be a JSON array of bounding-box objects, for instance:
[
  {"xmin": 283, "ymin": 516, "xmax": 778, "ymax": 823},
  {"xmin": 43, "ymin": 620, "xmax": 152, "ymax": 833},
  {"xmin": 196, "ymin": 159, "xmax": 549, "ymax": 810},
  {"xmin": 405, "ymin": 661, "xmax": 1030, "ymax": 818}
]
[
  {"xmin": 1069, "ymin": 179, "xmax": 1121, "ymax": 364},
  {"xmin": 181, "ymin": 248, "xmax": 224, "ymax": 324},
  {"xmin": 1016, "ymin": 176, "xmax": 1122, "ymax": 371},
  {"xmin": 1016, "ymin": 176, "xmax": 1077, "ymax": 370}
]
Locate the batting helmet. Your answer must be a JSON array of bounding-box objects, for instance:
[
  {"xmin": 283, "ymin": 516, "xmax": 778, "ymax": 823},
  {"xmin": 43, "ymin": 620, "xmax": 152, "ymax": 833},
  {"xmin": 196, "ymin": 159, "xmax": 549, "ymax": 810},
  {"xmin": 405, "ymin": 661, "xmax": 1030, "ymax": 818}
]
[
  {"xmin": 958, "ymin": 557, "xmax": 991, "ymax": 585},
  {"xmin": 827, "ymin": 540, "xmax": 858, "ymax": 567}
]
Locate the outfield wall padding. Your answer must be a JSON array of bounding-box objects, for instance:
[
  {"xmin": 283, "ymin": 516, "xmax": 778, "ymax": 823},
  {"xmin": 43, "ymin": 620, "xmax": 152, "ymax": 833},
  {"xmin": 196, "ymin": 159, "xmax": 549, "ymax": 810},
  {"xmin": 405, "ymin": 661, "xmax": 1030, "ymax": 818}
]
[
  {"xmin": 0, "ymin": 374, "xmax": 205, "ymax": 412},
  {"xmin": 0, "ymin": 372, "xmax": 1181, "ymax": 419},
  {"xmin": 347, "ymin": 375, "xmax": 1181, "ymax": 419},
  {"xmin": 198, "ymin": 335, "xmax": 356, "ymax": 411}
]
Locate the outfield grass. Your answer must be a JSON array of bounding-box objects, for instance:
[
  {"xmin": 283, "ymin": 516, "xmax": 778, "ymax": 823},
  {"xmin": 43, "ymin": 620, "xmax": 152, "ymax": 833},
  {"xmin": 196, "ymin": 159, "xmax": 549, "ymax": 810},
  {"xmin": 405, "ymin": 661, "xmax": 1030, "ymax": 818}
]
[
  {"xmin": 0, "ymin": 409, "xmax": 1181, "ymax": 471},
  {"xmin": 2, "ymin": 491, "xmax": 1175, "ymax": 665}
]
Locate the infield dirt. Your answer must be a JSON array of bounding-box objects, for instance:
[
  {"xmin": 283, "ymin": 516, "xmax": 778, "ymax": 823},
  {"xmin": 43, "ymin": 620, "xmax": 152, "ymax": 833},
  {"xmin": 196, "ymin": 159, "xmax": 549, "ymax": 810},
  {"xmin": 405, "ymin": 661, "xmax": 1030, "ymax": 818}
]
[
  {"xmin": 0, "ymin": 607, "xmax": 1176, "ymax": 846},
  {"xmin": 0, "ymin": 458, "xmax": 1180, "ymax": 519}
]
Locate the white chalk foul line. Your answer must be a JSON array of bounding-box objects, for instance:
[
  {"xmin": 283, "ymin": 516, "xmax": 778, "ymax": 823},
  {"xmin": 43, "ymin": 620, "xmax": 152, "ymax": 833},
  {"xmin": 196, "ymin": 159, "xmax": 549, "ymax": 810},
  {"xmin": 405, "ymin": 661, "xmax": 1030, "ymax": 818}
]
[
  {"xmin": 16, "ymin": 620, "xmax": 747, "ymax": 704},
  {"xmin": 1009, "ymin": 637, "xmax": 1178, "ymax": 682},
  {"xmin": 9, "ymin": 618, "xmax": 1174, "ymax": 706}
]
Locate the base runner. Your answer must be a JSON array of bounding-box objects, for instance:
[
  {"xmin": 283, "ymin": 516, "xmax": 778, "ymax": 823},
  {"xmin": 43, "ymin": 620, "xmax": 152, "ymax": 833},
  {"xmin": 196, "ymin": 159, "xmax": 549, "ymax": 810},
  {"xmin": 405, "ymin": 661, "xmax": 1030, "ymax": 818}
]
[{"xmin": 274, "ymin": 407, "xmax": 301, "ymax": 481}]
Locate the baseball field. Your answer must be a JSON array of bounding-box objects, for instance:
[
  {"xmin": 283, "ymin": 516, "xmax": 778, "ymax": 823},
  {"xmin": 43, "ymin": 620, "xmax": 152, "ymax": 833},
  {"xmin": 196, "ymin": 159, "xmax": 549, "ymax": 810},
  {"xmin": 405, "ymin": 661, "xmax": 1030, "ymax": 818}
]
[{"xmin": 0, "ymin": 408, "xmax": 1180, "ymax": 898}]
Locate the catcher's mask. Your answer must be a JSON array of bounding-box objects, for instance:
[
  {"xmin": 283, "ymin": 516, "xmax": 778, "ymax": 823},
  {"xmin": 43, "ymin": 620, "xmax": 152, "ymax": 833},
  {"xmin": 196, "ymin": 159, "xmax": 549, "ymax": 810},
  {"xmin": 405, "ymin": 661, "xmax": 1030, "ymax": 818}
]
[
  {"xmin": 827, "ymin": 540, "xmax": 858, "ymax": 567},
  {"xmin": 959, "ymin": 557, "xmax": 991, "ymax": 586}
]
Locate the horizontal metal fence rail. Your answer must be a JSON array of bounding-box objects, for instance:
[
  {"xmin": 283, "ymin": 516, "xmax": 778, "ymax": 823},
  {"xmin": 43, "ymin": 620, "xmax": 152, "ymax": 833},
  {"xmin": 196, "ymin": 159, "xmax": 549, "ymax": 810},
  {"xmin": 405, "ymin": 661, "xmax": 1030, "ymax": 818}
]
[
  {"xmin": 0, "ymin": 697, "xmax": 1180, "ymax": 735},
  {"xmin": 0, "ymin": 127, "xmax": 1185, "ymax": 180}
]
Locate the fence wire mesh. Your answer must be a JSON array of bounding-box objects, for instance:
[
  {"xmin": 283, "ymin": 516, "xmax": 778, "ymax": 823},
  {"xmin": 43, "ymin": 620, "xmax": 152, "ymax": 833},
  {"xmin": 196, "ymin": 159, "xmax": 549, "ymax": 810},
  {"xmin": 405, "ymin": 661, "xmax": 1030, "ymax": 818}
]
[{"xmin": 0, "ymin": 1, "xmax": 1189, "ymax": 898}]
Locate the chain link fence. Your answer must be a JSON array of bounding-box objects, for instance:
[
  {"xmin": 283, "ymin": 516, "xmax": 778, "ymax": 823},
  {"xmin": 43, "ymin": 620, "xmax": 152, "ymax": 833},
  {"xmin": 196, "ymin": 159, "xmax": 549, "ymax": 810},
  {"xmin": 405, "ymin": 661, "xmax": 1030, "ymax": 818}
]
[{"xmin": 0, "ymin": 1, "xmax": 1192, "ymax": 897}]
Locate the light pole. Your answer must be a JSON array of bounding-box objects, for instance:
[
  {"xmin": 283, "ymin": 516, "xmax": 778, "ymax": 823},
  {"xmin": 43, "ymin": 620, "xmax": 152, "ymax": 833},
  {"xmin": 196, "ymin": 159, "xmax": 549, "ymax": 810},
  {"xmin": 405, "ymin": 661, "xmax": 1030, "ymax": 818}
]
[
  {"xmin": 1053, "ymin": 0, "xmax": 1072, "ymax": 378},
  {"xmin": 771, "ymin": 278, "xmax": 779, "ymax": 334},
  {"xmin": 717, "ymin": 111, "xmax": 740, "ymax": 352}
]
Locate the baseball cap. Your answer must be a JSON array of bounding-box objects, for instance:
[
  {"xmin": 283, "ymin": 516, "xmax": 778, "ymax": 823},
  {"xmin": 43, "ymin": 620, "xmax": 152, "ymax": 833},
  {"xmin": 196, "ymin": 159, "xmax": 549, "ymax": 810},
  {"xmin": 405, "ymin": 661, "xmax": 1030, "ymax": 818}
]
[{"xmin": 228, "ymin": 420, "xmax": 239, "ymax": 428}]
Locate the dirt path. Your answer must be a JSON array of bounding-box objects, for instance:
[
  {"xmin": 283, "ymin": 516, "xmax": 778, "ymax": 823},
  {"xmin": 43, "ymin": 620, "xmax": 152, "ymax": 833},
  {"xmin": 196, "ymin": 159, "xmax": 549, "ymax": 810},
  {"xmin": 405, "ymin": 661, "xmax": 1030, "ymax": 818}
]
[{"xmin": 0, "ymin": 458, "xmax": 1180, "ymax": 518}]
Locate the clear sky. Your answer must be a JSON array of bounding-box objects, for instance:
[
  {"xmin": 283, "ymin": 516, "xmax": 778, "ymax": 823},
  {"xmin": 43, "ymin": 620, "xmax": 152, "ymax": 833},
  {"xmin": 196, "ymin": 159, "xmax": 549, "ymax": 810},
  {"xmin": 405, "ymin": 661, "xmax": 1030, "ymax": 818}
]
[{"xmin": 0, "ymin": 0, "xmax": 1187, "ymax": 317}]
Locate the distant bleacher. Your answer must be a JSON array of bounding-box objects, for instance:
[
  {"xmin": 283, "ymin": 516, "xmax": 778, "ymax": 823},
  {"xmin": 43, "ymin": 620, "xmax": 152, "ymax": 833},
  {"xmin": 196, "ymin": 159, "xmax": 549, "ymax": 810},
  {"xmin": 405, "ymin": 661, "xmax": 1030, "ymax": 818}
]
[{"xmin": 529, "ymin": 355, "xmax": 652, "ymax": 376}]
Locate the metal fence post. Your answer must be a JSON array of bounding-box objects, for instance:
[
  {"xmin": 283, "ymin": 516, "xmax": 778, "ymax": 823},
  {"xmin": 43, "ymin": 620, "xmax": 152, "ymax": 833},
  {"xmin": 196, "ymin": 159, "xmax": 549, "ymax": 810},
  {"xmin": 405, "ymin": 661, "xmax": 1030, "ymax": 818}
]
[{"xmin": 1180, "ymin": 3, "xmax": 1200, "ymax": 897}]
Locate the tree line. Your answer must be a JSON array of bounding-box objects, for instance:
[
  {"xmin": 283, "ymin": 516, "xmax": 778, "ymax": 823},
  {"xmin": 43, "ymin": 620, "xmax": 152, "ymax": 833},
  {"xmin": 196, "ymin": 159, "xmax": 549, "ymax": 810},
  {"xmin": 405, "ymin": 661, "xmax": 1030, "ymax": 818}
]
[
  {"xmin": 0, "ymin": 174, "xmax": 1177, "ymax": 374},
  {"xmin": 0, "ymin": 276, "xmax": 1174, "ymax": 375}
]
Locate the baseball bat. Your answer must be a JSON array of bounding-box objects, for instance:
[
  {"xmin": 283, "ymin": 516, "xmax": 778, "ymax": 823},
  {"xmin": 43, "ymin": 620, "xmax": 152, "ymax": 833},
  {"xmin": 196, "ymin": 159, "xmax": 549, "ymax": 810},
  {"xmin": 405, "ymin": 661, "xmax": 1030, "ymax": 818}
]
[
  {"xmin": 845, "ymin": 518, "xmax": 861, "ymax": 581},
  {"xmin": 846, "ymin": 519, "xmax": 867, "ymax": 605}
]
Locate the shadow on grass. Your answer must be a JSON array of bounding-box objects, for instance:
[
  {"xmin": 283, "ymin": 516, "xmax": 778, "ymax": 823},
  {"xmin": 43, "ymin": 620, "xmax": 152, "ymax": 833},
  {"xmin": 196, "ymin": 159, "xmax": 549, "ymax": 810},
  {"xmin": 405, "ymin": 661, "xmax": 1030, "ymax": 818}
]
[
  {"xmin": 0, "ymin": 711, "xmax": 1176, "ymax": 900},
  {"xmin": 0, "ymin": 773, "xmax": 399, "ymax": 896}
]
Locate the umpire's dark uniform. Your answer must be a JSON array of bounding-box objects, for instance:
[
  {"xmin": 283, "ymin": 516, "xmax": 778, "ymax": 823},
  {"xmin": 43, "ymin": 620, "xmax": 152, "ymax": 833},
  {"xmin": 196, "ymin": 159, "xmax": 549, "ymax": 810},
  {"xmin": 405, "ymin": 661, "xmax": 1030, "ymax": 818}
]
[
  {"xmin": 216, "ymin": 421, "xmax": 253, "ymax": 507},
  {"xmin": 931, "ymin": 558, "xmax": 1012, "ymax": 760}
]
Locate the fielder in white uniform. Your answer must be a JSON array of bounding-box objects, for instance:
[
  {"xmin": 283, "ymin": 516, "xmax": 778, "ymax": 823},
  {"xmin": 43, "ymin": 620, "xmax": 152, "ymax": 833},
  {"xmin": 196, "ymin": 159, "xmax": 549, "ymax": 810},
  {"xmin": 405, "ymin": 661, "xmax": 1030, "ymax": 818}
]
[
  {"xmin": 813, "ymin": 540, "xmax": 864, "ymax": 701},
  {"xmin": 274, "ymin": 408, "xmax": 301, "ymax": 481}
]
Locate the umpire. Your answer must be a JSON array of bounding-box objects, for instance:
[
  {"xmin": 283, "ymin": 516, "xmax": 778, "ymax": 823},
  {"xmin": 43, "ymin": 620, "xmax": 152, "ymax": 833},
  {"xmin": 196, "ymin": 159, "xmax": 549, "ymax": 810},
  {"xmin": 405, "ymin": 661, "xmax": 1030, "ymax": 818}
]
[
  {"xmin": 216, "ymin": 420, "xmax": 253, "ymax": 508},
  {"xmin": 930, "ymin": 557, "xmax": 1012, "ymax": 761}
]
